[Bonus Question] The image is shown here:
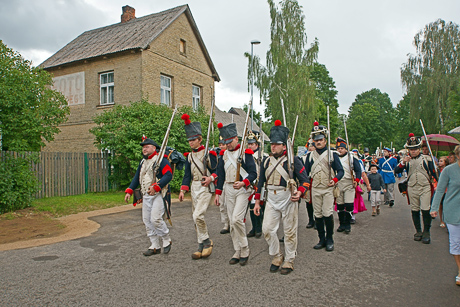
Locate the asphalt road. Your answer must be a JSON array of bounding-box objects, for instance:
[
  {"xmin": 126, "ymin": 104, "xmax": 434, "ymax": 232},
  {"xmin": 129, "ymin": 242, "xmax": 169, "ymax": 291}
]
[{"xmin": 1, "ymin": 188, "xmax": 459, "ymax": 306}]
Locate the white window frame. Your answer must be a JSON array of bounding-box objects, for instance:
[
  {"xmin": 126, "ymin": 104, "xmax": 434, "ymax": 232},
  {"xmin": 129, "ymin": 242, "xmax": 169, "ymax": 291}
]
[
  {"xmin": 100, "ymin": 72, "xmax": 114, "ymax": 105},
  {"xmin": 161, "ymin": 75, "xmax": 172, "ymax": 106},
  {"xmin": 192, "ymin": 85, "xmax": 201, "ymax": 112}
]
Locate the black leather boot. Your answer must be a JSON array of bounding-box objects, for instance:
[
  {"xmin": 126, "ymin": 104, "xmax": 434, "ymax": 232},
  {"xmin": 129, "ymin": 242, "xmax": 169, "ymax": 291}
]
[
  {"xmin": 344, "ymin": 211, "xmax": 352, "ymax": 234},
  {"xmin": 337, "ymin": 211, "xmax": 345, "ymax": 232},
  {"xmin": 247, "ymin": 203, "xmax": 256, "ymax": 237},
  {"xmin": 306, "ymin": 202, "xmax": 315, "ymax": 229},
  {"xmin": 411, "ymin": 211, "xmax": 422, "ymax": 241},
  {"xmin": 313, "ymin": 217, "xmax": 326, "ymax": 249},
  {"xmin": 421, "ymin": 210, "xmax": 432, "ymax": 244},
  {"xmin": 324, "ymin": 215, "xmax": 334, "ymax": 251}
]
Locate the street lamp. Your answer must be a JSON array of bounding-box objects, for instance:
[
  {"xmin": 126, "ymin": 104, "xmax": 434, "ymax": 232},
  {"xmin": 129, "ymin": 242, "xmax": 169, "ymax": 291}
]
[{"xmin": 250, "ymin": 39, "xmax": 260, "ymax": 131}]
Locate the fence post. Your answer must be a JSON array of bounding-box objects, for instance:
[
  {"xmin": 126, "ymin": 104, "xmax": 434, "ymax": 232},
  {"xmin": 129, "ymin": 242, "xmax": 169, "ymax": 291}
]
[{"xmin": 84, "ymin": 152, "xmax": 88, "ymax": 194}]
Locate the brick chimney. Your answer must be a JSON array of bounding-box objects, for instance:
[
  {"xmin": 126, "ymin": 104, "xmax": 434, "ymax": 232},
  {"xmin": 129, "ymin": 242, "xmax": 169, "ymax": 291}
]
[{"xmin": 121, "ymin": 5, "xmax": 135, "ymax": 23}]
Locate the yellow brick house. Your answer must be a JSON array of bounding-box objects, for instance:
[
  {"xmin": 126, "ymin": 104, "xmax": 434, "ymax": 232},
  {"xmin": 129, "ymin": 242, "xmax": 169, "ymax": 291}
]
[{"xmin": 41, "ymin": 5, "xmax": 220, "ymax": 152}]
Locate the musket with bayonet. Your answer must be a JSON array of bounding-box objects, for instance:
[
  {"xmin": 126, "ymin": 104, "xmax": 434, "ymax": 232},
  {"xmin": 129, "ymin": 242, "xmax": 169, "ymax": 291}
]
[
  {"xmin": 420, "ymin": 119, "xmax": 439, "ymax": 178},
  {"xmin": 281, "ymin": 98, "xmax": 298, "ymax": 196},
  {"xmin": 327, "ymin": 106, "xmax": 332, "ymax": 180},
  {"xmin": 235, "ymin": 104, "xmax": 251, "ymax": 181},
  {"xmin": 202, "ymin": 86, "xmax": 216, "ymax": 192},
  {"xmin": 152, "ymin": 107, "xmax": 177, "ymax": 226},
  {"xmin": 343, "ymin": 118, "xmax": 355, "ymax": 183}
]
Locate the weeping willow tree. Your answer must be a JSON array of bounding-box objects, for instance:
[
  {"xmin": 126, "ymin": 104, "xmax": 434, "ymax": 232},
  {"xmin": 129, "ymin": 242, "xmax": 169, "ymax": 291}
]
[
  {"xmin": 401, "ymin": 19, "xmax": 460, "ymax": 133},
  {"xmin": 246, "ymin": 0, "xmax": 319, "ymax": 144}
]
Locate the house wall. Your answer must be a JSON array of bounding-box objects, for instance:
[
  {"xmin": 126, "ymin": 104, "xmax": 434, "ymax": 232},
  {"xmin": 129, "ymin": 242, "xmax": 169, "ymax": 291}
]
[
  {"xmin": 142, "ymin": 13, "xmax": 215, "ymax": 111},
  {"xmin": 43, "ymin": 12, "xmax": 216, "ymax": 153}
]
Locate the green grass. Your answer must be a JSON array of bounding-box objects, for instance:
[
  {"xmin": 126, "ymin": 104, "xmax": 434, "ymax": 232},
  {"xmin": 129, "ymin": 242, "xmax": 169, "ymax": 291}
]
[{"xmin": 31, "ymin": 191, "xmax": 179, "ymax": 217}]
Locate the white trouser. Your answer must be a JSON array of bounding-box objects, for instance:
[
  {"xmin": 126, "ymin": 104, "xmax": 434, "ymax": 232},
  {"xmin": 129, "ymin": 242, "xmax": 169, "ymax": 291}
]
[
  {"xmin": 142, "ymin": 194, "xmax": 170, "ymax": 249},
  {"xmin": 336, "ymin": 180, "xmax": 355, "ymax": 205},
  {"xmin": 219, "ymin": 188, "xmax": 229, "ymax": 228},
  {"xmin": 370, "ymin": 190, "xmax": 381, "ymax": 207},
  {"xmin": 312, "ymin": 185, "xmax": 334, "ymax": 218},
  {"xmin": 384, "ymin": 183, "xmax": 394, "ymax": 202},
  {"xmin": 262, "ymin": 187, "xmax": 298, "ymax": 262},
  {"xmin": 191, "ymin": 181, "xmax": 212, "ymax": 243},
  {"xmin": 224, "ymin": 183, "xmax": 253, "ymax": 251}
]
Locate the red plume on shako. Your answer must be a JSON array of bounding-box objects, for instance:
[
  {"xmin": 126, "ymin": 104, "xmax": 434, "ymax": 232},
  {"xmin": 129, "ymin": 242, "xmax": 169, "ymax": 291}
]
[
  {"xmin": 274, "ymin": 120, "xmax": 282, "ymax": 126},
  {"xmin": 217, "ymin": 123, "xmax": 223, "ymax": 129},
  {"xmin": 181, "ymin": 113, "xmax": 191, "ymax": 125}
]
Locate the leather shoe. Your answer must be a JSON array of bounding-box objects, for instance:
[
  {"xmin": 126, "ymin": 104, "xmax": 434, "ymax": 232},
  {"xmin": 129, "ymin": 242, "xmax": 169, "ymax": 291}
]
[
  {"xmin": 350, "ymin": 218, "xmax": 356, "ymax": 224},
  {"xmin": 337, "ymin": 225, "xmax": 345, "ymax": 232},
  {"xmin": 143, "ymin": 248, "xmax": 161, "ymax": 256},
  {"xmin": 270, "ymin": 264, "xmax": 280, "ymax": 272},
  {"xmin": 280, "ymin": 267, "xmax": 293, "ymax": 275},
  {"xmin": 239, "ymin": 256, "xmax": 249, "ymax": 266},
  {"xmin": 255, "ymin": 232, "xmax": 262, "ymax": 238},
  {"xmin": 220, "ymin": 228, "xmax": 230, "ymax": 234},
  {"xmin": 163, "ymin": 242, "xmax": 172, "ymax": 254},
  {"xmin": 279, "ymin": 236, "xmax": 284, "ymax": 243},
  {"xmin": 247, "ymin": 231, "xmax": 255, "ymax": 238},
  {"xmin": 229, "ymin": 258, "xmax": 240, "ymax": 265},
  {"xmin": 313, "ymin": 241, "xmax": 326, "ymax": 250},
  {"xmin": 414, "ymin": 232, "xmax": 423, "ymax": 241},
  {"xmin": 306, "ymin": 221, "xmax": 315, "ymax": 229},
  {"xmin": 326, "ymin": 241, "xmax": 334, "ymax": 252}
]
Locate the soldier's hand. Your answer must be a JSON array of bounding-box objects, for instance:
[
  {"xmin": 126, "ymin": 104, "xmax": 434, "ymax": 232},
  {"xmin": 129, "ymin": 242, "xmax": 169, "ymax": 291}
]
[
  {"xmin": 148, "ymin": 186, "xmax": 156, "ymax": 196},
  {"xmin": 383, "ymin": 189, "xmax": 387, "ymax": 193},
  {"xmin": 214, "ymin": 195, "xmax": 220, "ymax": 206},
  {"xmin": 178, "ymin": 191, "xmax": 185, "ymax": 202},
  {"xmin": 201, "ymin": 176, "xmax": 212, "ymax": 187},
  {"xmin": 291, "ymin": 191, "xmax": 302, "ymax": 202},
  {"xmin": 254, "ymin": 201, "xmax": 261, "ymax": 216},
  {"xmin": 328, "ymin": 180, "xmax": 336, "ymax": 187},
  {"xmin": 403, "ymin": 155, "xmax": 411, "ymax": 163},
  {"xmin": 124, "ymin": 193, "xmax": 131, "ymax": 203},
  {"xmin": 233, "ymin": 181, "xmax": 245, "ymax": 189}
]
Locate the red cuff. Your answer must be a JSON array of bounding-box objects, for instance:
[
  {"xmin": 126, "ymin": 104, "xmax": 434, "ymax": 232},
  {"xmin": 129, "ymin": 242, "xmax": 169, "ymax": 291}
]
[
  {"xmin": 216, "ymin": 189, "xmax": 222, "ymax": 195},
  {"xmin": 243, "ymin": 178, "xmax": 250, "ymax": 187},
  {"xmin": 254, "ymin": 193, "xmax": 261, "ymax": 200},
  {"xmin": 399, "ymin": 163, "xmax": 404, "ymax": 168},
  {"xmin": 298, "ymin": 186, "xmax": 306, "ymax": 195},
  {"xmin": 332, "ymin": 177, "xmax": 339, "ymax": 183},
  {"xmin": 152, "ymin": 184, "xmax": 161, "ymax": 192},
  {"xmin": 125, "ymin": 188, "xmax": 133, "ymax": 195},
  {"xmin": 180, "ymin": 185, "xmax": 189, "ymax": 192},
  {"xmin": 211, "ymin": 173, "xmax": 218, "ymax": 179}
]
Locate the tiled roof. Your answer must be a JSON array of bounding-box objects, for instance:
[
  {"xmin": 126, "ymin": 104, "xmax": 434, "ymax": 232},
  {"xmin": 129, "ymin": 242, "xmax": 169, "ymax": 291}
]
[
  {"xmin": 40, "ymin": 5, "xmax": 219, "ymax": 80},
  {"xmin": 214, "ymin": 106, "xmax": 270, "ymax": 141}
]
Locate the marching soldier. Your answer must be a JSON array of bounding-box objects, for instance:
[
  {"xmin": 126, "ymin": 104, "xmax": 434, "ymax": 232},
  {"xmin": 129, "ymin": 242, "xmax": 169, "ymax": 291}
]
[
  {"xmin": 335, "ymin": 138, "xmax": 362, "ymax": 233},
  {"xmin": 303, "ymin": 121, "xmax": 344, "ymax": 252},
  {"xmin": 378, "ymin": 147, "xmax": 398, "ymax": 207},
  {"xmin": 363, "ymin": 148, "xmax": 373, "ymax": 173},
  {"xmin": 178, "ymin": 114, "xmax": 218, "ymax": 259},
  {"xmin": 302, "ymin": 139, "xmax": 316, "ymax": 229},
  {"xmin": 247, "ymin": 130, "xmax": 268, "ymax": 238},
  {"xmin": 124, "ymin": 136, "xmax": 173, "ymax": 256},
  {"xmin": 395, "ymin": 133, "xmax": 437, "ymax": 244},
  {"xmin": 254, "ymin": 120, "xmax": 308, "ymax": 274},
  {"xmin": 217, "ymin": 136, "xmax": 230, "ymax": 234},
  {"xmin": 213, "ymin": 123, "xmax": 257, "ymax": 266}
]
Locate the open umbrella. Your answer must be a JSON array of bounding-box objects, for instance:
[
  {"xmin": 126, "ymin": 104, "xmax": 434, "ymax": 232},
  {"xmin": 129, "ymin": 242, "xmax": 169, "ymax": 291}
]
[
  {"xmin": 421, "ymin": 134, "xmax": 460, "ymax": 152},
  {"xmin": 448, "ymin": 126, "xmax": 460, "ymax": 134}
]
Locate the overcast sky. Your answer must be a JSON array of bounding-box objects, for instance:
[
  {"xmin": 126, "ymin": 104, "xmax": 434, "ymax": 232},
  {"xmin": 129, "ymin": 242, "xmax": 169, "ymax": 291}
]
[{"xmin": 1, "ymin": 0, "xmax": 459, "ymax": 116}]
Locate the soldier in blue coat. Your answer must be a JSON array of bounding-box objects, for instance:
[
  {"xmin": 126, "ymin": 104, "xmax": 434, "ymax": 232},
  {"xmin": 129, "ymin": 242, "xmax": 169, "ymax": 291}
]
[{"xmin": 378, "ymin": 147, "xmax": 398, "ymax": 207}]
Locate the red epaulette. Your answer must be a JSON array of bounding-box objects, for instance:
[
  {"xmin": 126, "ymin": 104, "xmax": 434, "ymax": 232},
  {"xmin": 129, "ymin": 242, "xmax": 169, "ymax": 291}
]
[
  {"xmin": 220, "ymin": 150, "xmax": 226, "ymax": 156},
  {"xmin": 209, "ymin": 150, "xmax": 217, "ymax": 156},
  {"xmin": 184, "ymin": 152, "xmax": 190, "ymax": 157},
  {"xmin": 245, "ymin": 149, "xmax": 254, "ymax": 155}
]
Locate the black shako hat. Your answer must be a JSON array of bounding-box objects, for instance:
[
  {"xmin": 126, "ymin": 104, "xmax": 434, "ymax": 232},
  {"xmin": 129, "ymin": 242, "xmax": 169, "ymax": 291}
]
[
  {"xmin": 405, "ymin": 133, "xmax": 422, "ymax": 149},
  {"xmin": 218, "ymin": 135, "xmax": 225, "ymax": 144},
  {"xmin": 364, "ymin": 147, "xmax": 369, "ymax": 153},
  {"xmin": 140, "ymin": 136, "xmax": 160, "ymax": 148},
  {"xmin": 247, "ymin": 130, "xmax": 260, "ymax": 144},
  {"xmin": 311, "ymin": 121, "xmax": 328, "ymax": 141},
  {"xmin": 181, "ymin": 114, "xmax": 202, "ymax": 141},
  {"xmin": 336, "ymin": 137, "xmax": 347, "ymax": 149},
  {"xmin": 218, "ymin": 122, "xmax": 238, "ymax": 144},
  {"xmin": 269, "ymin": 120, "xmax": 289, "ymax": 144}
]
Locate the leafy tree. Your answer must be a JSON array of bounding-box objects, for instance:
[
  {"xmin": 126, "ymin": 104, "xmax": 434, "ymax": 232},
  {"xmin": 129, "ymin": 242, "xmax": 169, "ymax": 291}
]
[
  {"xmin": 394, "ymin": 94, "xmax": 423, "ymax": 149},
  {"xmin": 0, "ymin": 40, "xmax": 69, "ymax": 151},
  {"xmin": 401, "ymin": 19, "xmax": 460, "ymax": 133},
  {"xmin": 90, "ymin": 100, "xmax": 218, "ymax": 191},
  {"xmin": 446, "ymin": 79, "xmax": 460, "ymax": 129},
  {"xmin": 310, "ymin": 63, "xmax": 340, "ymax": 139},
  {"xmin": 346, "ymin": 88, "xmax": 395, "ymax": 151},
  {"xmin": 248, "ymin": 0, "xmax": 319, "ymax": 143},
  {"xmin": 242, "ymin": 104, "xmax": 262, "ymax": 128}
]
